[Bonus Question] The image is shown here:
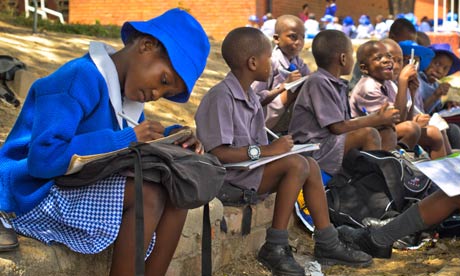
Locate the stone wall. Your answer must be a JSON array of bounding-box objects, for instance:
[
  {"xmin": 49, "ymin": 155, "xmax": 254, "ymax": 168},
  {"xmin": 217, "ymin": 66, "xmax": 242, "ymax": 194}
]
[{"xmin": 0, "ymin": 195, "xmax": 286, "ymax": 275}]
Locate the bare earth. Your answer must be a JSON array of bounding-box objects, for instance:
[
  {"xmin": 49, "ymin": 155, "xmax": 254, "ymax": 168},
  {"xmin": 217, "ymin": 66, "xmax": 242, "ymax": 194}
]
[{"xmin": 1, "ymin": 21, "xmax": 460, "ymax": 276}]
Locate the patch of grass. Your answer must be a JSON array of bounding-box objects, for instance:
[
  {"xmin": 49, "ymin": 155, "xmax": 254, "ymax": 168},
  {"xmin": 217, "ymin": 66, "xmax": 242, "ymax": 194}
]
[{"xmin": 0, "ymin": 11, "xmax": 120, "ymax": 38}]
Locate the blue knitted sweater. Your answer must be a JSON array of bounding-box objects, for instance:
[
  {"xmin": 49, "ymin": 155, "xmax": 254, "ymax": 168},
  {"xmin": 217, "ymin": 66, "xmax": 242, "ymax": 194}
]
[{"xmin": 0, "ymin": 54, "xmax": 138, "ymax": 215}]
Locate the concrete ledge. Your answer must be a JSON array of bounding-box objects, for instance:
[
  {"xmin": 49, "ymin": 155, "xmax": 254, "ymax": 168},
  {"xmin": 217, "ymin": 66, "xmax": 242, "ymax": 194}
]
[{"xmin": 0, "ymin": 195, "xmax": 280, "ymax": 276}]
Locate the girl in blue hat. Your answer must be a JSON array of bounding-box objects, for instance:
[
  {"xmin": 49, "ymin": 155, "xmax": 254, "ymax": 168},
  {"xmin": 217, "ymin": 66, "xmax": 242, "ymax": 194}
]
[{"xmin": 0, "ymin": 8, "xmax": 210, "ymax": 275}]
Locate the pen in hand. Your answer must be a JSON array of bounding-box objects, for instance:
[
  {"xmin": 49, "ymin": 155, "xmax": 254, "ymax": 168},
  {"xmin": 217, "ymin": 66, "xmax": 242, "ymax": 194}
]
[
  {"xmin": 264, "ymin": 127, "xmax": 280, "ymax": 139},
  {"xmin": 361, "ymin": 107, "xmax": 369, "ymax": 115},
  {"xmin": 118, "ymin": 112, "xmax": 139, "ymax": 126}
]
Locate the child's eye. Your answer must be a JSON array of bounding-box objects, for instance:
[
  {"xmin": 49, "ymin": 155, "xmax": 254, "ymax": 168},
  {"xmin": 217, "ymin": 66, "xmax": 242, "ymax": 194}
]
[
  {"xmin": 161, "ymin": 74, "xmax": 168, "ymax": 85},
  {"xmin": 288, "ymin": 34, "xmax": 298, "ymax": 41}
]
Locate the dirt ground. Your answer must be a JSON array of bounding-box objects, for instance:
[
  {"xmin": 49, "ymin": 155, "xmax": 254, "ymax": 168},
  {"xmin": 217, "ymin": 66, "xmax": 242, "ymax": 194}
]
[{"xmin": 1, "ymin": 21, "xmax": 460, "ymax": 276}]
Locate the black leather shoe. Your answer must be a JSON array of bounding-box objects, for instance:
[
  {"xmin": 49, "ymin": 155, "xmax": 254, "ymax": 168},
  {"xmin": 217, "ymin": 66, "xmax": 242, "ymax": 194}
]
[
  {"xmin": 337, "ymin": 225, "xmax": 392, "ymax": 258},
  {"xmin": 314, "ymin": 239, "xmax": 372, "ymax": 267},
  {"xmin": 0, "ymin": 211, "xmax": 19, "ymax": 252},
  {"xmin": 257, "ymin": 242, "xmax": 304, "ymax": 276}
]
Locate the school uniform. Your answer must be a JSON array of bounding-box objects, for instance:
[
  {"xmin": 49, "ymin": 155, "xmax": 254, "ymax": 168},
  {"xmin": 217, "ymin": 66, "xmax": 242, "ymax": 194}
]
[
  {"xmin": 418, "ymin": 71, "xmax": 443, "ymax": 114},
  {"xmin": 195, "ymin": 72, "xmax": 268, "ymax": 191},
  {"xmin": 349, "ymin": 75, "xmax": 397, "ymax": 117},
  {"xmin": 252, "ymin": 46, "xmax": 310, "ymax": 131},
  {"xmin": 0, "ymin": 42, "xmax": 155, "ymax": 256},
  {"xmin": 289, "ymin": 68, "xmax": 350, "ymax": 175}
]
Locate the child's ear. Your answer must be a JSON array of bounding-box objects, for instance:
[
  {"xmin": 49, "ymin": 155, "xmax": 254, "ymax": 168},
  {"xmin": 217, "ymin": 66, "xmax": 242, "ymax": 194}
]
[
  {"xmin": 139, "ymin": 36, "xmax": 161, "ymax": 53},
  {"xmin": 272, "ymin": 34, "xmax": 280, "ymax": 44},
  {"xmin": 340, "ymin": 53, "xmax": 347, "ymax": 66},
  {"xmin": 248, "ymin": 56, "xmax": 257, "ymax": 71},
  {"xmin": 359, "ymin": 63, "xmax": 368, "ymax": 75}
]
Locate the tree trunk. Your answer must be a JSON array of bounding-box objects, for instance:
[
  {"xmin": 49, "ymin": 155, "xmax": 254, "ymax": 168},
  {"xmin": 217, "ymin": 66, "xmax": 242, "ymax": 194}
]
[{"xmin": 388, "ymin": 0, "xmax": 415, "ymax": 15}]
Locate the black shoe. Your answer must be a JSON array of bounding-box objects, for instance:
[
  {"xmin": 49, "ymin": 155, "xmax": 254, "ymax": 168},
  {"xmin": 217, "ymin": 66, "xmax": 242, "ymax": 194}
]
[
  {"xmin": 257, "ymin": 242, "xmax": 304, "ymax": 276},
  {"xmin": 337, "ymin": 225, "xmax": 392, "ymax": 258},
  {"xmin": 0, "ymin": 211, "xmax": 18, "ymax": 252},
  {"xmin": 314, "ymin": 239, "xmax": 372, "ymax": 268}
]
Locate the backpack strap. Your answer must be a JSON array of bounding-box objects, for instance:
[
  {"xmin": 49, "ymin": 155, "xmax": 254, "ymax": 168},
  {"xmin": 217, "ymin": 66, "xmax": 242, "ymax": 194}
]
[
  {"xmin": 201, "ymin": 203, "xmax": 212, "ymax": 276},
  {"xmin": 131, "ymin": 145, "xmax": 145, "ymax": 276}
]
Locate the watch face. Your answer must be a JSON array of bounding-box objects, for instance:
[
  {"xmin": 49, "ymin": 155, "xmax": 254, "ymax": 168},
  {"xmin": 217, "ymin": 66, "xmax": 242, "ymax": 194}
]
[{"xmin": 248, "ymin": 145, "xmax": 260, "ymax": 160}]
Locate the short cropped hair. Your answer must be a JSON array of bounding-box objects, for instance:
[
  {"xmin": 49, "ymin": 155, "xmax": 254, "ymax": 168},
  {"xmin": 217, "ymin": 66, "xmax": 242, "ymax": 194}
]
[
  {"xmin": 356, "ymin": 40, "xmax": 380, "ymax": 65},
  {"xmin": 312, "ymin": 30, "xmax": 350, "ymax": 68},
  {"xmin": 389, "ymin": 18, "xmax": 416, "ymax": 38},
  {"xmin": 222, "ymin": 27, "xmax": 271, "ymax": 70},
  {"xmin": 275, "ymin": 15, "xmax": 304, "ymax": 34}
]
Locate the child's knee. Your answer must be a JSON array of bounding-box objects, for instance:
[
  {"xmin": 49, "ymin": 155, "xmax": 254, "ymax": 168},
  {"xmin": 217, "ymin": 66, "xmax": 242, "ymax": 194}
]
[
  {"xmin": 363, "ymin": 126, "xmax": 381, "ymax": 143},
  {"xmin": 425, "ymin": 126, "xmax": 443, "ymax": 145},
  {"xmin": 286, "ymin": 154, "xmax": 311, "ymax": 179},
  {"xmin": 400, "ymin": 121, "xmax": 421, "ymax": 139}
]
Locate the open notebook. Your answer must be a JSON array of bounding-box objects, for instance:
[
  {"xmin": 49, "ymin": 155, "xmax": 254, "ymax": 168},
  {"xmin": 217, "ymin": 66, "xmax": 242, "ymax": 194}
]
[
  {"xmin": 414, "ymin": 153, "xmax": 460, "ymax": 197},
  {"xmin": 224, "ymin": 143, "xmax": 320, "ymax": 170},
  {"xmin": 65, "ymin": 128, "xmax": 192, "ymax": 175}
]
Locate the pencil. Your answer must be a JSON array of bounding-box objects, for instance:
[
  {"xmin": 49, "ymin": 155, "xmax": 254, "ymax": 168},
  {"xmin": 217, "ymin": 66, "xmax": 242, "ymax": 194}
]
[
  {"xmin": 118, "ymin": 112, "xmax": 139, "ymax": 126},
  {"xmin": 264, "ymin": 127, "xmax": 280, "ymax": 139}
]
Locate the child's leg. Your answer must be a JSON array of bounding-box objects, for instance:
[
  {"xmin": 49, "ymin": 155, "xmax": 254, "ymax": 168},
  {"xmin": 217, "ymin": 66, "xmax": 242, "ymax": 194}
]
[
  {"xmin": 344, "ymin": 127, "xmax": 381, "ymax": 153},
  {"xmin": 446, "ymin": 123, "xmax": 460, "ymax": 149},
  {"xmin": 395, "ymin": 121, "xmax": 421, "ymax": 150},
  {"xmin": 110, "ymin": 179, "xmax": 166, "ymax": 276},
  {"xmin": 378, "ymin": 127, "xmax": 398, "ymax": 151},
  {"xmin": 441, "ymin": 129, "xmax": 453, "ymax": 155},
  {"xmin": 258, "ymin": 154, "xmax": 310, "ymax": 230},
  {"xmin": 419, "ymin": 126, "xmax": 446, "ymax": 159},
  {"xmin": 145, "ymin": 199, "xmax": 188, "ymax": 276}
]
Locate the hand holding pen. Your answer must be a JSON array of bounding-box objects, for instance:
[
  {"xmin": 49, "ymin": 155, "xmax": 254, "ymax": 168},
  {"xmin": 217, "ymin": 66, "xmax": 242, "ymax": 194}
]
[{"xmin": 118, "ymin": 112, "xmax": 164, "ymax": 142}]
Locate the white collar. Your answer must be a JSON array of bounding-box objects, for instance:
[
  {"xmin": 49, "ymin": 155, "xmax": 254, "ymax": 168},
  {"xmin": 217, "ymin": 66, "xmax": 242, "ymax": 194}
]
[{"xmin": 89, "ymin": 41, "xmax": 144, "ymax": 129}]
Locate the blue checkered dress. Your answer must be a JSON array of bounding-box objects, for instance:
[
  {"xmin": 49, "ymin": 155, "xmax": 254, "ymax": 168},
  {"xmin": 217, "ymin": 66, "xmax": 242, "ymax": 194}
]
[{"xmin": 11, "ymin": 174, "xmax": 155, "ymax": 258}]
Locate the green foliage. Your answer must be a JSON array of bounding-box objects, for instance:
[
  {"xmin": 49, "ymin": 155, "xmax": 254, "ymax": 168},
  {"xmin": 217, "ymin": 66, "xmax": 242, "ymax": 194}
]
[{"xmin": 0, "ymin": 11, "xmax": 121, "ymax": 38}]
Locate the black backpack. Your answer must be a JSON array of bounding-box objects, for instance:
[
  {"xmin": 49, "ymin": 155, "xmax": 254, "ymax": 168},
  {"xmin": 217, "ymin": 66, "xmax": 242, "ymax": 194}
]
[
  {"xmin": 326, "ymin": 149, "xmax": 434, "ymax": 228},
  {"xmin": 0, "ymin": 55, "xmax": 26, "ymax": 107}
]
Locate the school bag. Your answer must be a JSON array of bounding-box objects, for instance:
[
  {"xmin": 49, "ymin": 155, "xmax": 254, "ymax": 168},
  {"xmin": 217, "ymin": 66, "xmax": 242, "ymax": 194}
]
[
  {"xmin": 325, "ymin": 149, "xmax": 433, "ymax": 229},
  {"xmin": 0, "ymin": 55, "xmax": 26, "ymax": 107},
  {"xmin": 56, "ymin": 142, "xmax": 226, "ymax": 276}
]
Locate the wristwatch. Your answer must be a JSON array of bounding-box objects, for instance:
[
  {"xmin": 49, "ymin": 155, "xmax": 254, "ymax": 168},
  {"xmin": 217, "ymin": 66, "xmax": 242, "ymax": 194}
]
[{"xmin": 247, "ymin": 145, "xmax": 261, "ymax": 160}]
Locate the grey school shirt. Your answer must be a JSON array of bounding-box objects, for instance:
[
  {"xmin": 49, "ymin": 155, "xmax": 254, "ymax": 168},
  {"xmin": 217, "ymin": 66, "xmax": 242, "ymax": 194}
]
[
  {"xmin": 289, "ymin": 68, "xmax": 350, "ymax": 175},
  {"xmin": 195, "ymin": 72, "xmax": 269, "ymax": 191},
  {"xmin": 349, "ymin": 75, "xmax": 397, "ymax": 117}
]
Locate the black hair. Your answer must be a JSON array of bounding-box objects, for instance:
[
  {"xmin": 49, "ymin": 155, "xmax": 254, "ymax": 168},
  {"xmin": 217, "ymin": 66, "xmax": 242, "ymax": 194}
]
[
  {"xmin": 416, "ymin": 31, "xmax": 431, "ymax": 46},
  {"xmin": 275, "ymin": 15, "xmax": 304, "ymax": 34},
  {"xmin": 389, "ymin": 18, "xmax": 416, "ymax": 38},
  {"xmin": 356, "ymin": 40, "xmax": 381, "ymax": 65},
  {"xmin": 221, "ymin": 27, "xmax": 271, "ymax": 70},
  {"xmin": 123, "ymin": 25, "xmax": 167, "ymax": 55},
  {"xmin": 302, "ymin": 3, "xmax": 309, "ymax": 9},
  {"xmin": 312, "ymin": 30, "xmax": 351, "ymax": 68}
]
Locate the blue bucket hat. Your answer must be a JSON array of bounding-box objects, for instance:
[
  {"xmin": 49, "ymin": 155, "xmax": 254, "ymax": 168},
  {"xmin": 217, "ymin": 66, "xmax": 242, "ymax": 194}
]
[
  {"xmin": 321, "ymin": 14, "xmax": 334, "ymax": 23},
  {"xmin": 398, "ymin": 40, "xmax": 435, "ymax": 71},
  {"xmin": 429, "ymin": 43, "xmax": 460, "ymax": 75},
  {"xmin": 121, "ymin": 8, "xmax": 210, "ymax": 103}
]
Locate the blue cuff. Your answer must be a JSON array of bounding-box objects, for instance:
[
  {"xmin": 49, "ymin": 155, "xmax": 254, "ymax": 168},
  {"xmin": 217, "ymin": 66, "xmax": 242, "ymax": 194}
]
[{"xmin": 163, "ymin": 124, "xmax": 183, "ymax": 136}]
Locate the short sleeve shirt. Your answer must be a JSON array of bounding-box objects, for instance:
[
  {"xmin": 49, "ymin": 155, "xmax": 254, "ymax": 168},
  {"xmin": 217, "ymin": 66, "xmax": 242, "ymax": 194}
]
[
  {"xmin": 252, "ymin": 46, "xmax": 310, "ymax": 128},
  {"xmin": 195, "ymin": 72, "xmax": 269, "ymax": 191},
  {"xmin": 289, "ymin": 68, "xmax": 350, "ymax": 175},
  {"xmin": 349, "ymin": 75, "xmax": 397, "ymax": 117}
]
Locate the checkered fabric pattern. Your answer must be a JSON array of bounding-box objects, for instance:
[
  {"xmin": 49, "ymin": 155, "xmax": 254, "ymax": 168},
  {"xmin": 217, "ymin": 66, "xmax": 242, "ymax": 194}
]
[{"xmin": 11, "ymin": 174, "xmax": 155, "ymax": 258}]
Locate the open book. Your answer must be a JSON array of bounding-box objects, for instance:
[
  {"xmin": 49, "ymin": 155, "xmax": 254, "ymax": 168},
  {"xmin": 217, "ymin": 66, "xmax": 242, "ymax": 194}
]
[
  {"xmin": 285, "ymin": 76, "xmax": 308, "ymax": 92},
  {"xmin": 414, "ymin": 153, "xmax": 460, "ymax": 197},
  {"xmin": 65, "ymin": 128, "xmax": 192, "ymax": 175},
  {"xmin": 224, "ymin": 143, "xmax": 320, "ymax": 170}
]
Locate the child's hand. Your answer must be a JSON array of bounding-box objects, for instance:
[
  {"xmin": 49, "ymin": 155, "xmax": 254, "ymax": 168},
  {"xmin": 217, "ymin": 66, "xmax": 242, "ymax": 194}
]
[
  {"xmin": 434, "ymin": 83, "xmax": 450, "ymax": 98},
  {"xmin": 377, "ymin": 102, "xmax": 400, "ymax": 126},
  {"xmin": 446, "ymin": 101, "xmax": 460, "ymax": 110},
  {"xmin": 398, "ymin": 63, "xmax": 417, "ymax": 83},
  {"xmin": 408, "ymin": 75, "xmax": 419, "ymax": 96},
  {"xmin": 413, "ymin": 114, "xmax": 430, "ymax": 127},
  {"xmin": 285, "ymin": 70, "xmax": 302, "ymax": 83},
  {"xmin": 268, "ymin": 135, "xmax": 294, "ymax": 155},
  {"xmin": 171, "ymin": 126, "xmax": 204, "ymax": 154},
  {"xmin": 134, "ymin": 120, "xmax": 165, "ymax": 142}
]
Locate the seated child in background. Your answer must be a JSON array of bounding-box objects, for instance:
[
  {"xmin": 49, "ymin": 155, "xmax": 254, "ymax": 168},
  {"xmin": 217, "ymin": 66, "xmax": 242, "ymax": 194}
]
[
  {"xmin": 289, "ymin": 30, "xmax": 400, "ymax": 176},
  {"xmin": 195, "ymin": 27, "xmax": 372, "ymax": 275},
  {"xmin": 349, "ymin": 40, "xmax": 423, "ymax": 153},
  {"xmin": 419, "ymin": 43, "xmax": 460, "ymax": 114},
  {"xmin": 252, "ymin": 15, "xmax": 310, "ymax": 136},
  {"xmin": 348, "ymin": 18, "xmax": 417, "ymax": 92},
  {"xmin": 384, "ymin": 39, "xmax": 455, "ymax": 156},
  {"xmin": 355, "ymin": 15, "xmax": 374, "ymax": 39},
  {"xmin": 399, "ymin": 41, "xmax": 460, "ymax": 151}
]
